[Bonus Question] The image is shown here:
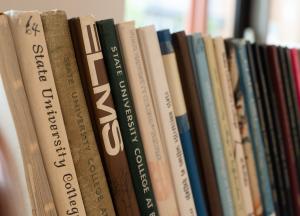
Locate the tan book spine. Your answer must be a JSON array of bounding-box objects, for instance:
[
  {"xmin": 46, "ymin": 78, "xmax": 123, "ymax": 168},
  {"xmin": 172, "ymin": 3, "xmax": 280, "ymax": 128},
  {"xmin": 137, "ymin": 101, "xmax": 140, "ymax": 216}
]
[
  {"xmin": 226, "ymin": 42, "xmax": 263, "ymax": 215},
  {"xmin": 7, "ymin": 10, "xmax": 87, "ymax": 216},
  {"xmin": 0, "ymin": 14, "xmax": 57, "ymax": 216},
  {"xmin": 214, "ymin": 37, "xmax": 254, "ymax": 215},
  {"xmin": 41, "ymin": 11, "xmax": 115, "ymax": 216},
  {"xmin": 202, "ymin": 35, "xmax": 245, "ymax": 215},
  {"xmin": 116, "ymin": 21, "xmax": 179, "ymax": 216},
  {"xmin": 137, "ymin": 26, "xmax": 196, "ymax": 216}
]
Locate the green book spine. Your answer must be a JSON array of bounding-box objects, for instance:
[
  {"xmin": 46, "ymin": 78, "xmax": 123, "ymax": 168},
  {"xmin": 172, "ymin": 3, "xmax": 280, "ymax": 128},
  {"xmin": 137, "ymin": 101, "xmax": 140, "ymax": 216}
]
[{"xmin": 96, "ymin": 19, "xmax": 158, "ymax": 216}]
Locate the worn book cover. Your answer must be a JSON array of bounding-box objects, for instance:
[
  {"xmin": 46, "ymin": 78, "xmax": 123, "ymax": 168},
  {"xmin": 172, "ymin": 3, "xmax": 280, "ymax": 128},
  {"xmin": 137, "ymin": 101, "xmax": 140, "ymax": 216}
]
[
  {"xmin": 189, "ymin": 33, "xmax": 234, "ymax": 216},
  {"xmin": 0, "ymin": 13, "xmax": 57, "ymax": 216},
  {"xmin": 137, "ymin": 25, "xmax": 195, "ymax": 216},
  {"xmin": 7, "ymin": 10, "xmax": 86, "ymax": 215},
  {"xmin": 157, "ymin": 29, "xmax": 206, "ymax": 216},
  {"xmin": 97, "ymin": 19, "xmax": 158, "ymax": 216},
  {"xmin": 225, "ymin": 40, "xmax": 263, "ymax": 215},
  {"xmin": 203, "ymin": 35, "xmax": 245, "ymax": 216},
  {"xmin": 116, "ymin": 21, "xmax": 179, "ymax": 216},
  {"xmin": 172, "ymin": 31, "xmax": 222, "ymax": 216},
  {"xmin": 69, "ymin": 16, "xmax": 139, "ymax": 215},
  {"xmin": 215, "ymin": 37, "xmax": 254, "ymax": 216},
  {"xmin": 41, "ymin": 11, "xmax": 115, "ymax": 216}
]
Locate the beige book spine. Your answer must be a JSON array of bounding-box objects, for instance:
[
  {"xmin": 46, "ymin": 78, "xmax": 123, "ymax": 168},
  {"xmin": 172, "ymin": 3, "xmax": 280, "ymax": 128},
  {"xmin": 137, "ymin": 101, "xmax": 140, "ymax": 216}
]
[
  {"xmin": 116, "ymin": 21, "xmax": 179, "ymax": 216},
  {"xmin": 203, "ymin": 35, "xmax": 245, "ymax": 215},
  {"xmin": 41, "ymin": 11, "xmax": 115, "ymax": 216},
  {"xmin": 227, "ymin": 44, "xmax": 263, "ymax": 215},
  {"xmin": 137, "ymin": 25, "xmax": 196, "ymax": 216},
  {"xmin": 214, "ymin": 37, "xmax": 254, "ymax": 215},
  {"xmin": 7, "ymin": 10, "xmax": 86, "ymax": 216},
  {"xmin": 0, "ymin": 14, "xmax": 57, "ymax": 216}
]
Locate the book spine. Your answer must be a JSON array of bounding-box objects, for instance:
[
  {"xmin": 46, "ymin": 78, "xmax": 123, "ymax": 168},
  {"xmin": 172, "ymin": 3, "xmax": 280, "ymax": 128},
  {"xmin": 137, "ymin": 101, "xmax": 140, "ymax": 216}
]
[
  {"xmin": 268, "ymin": 46, "xmax": 300, "ymax": 214},
  {"xmin": 172, "ymin": 31, "xmax": 223, "ymax": 216},
  {"xmin": 234, "ymin": 40, "xmax": 274, "ymax": 215},
  {"xmin": 157, "ymin": 29, "xmax": 207, "ymax": 216},
  {"xmin": 116, "ymin": 21, "xmax": 179, "ymax": 216},
  {"xmin": 7, "ymin": 11, "xmax": 87, "ymax": 216},
  {"xmin": 0, "ymin": 14, "xmax": 57, "ymax": 216},
  {"xmin": 190, "ymin": 33, "xmax": 234, "ymax": 216},
  {"xmin": 68, "ymin": 16, "xmax": 140, "ymax": 215},
  {"xmin": 137, "ymin": 25, "xmax": 195, "ymax": 216},
  {"xmin": 225, "ymin": 41, "xmax": 263, "ymax": 216},
  {"xmin": 41, "ymin": 11, "xmax": 115, "ymax": 216},
  {"xmin": 214, "ymin": 37, "xmax": 254, "ymax": 216},
  {"xmin": 203, "ymin": 36, "xmax": 245, "ymax": 216},
  {"xmin": 290, "ymin": 49, "xmax": 300, "ymax": 110},
  {"xmin": 96, "ymin": 19, "xmax": 158, "ymax": 216}
]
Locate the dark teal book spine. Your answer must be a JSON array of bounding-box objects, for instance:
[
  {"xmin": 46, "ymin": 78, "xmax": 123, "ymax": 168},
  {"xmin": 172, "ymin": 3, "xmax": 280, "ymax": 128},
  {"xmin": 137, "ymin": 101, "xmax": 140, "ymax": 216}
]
[
  {"xmin": 157, "ymin": 29, "xmax": 208, "ymax": 216},
  {"xmin": 96, "ymin": 19, "xmax": 158, "ymax": 216},
  {"xmin": 233, "ymin": 40, "xmax": 275, "ymax": 216}
]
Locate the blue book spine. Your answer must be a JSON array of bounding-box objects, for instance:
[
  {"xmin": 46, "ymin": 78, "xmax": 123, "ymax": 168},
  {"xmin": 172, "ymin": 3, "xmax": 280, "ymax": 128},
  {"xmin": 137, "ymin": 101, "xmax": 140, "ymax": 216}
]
[
  {"xmin": 157, "ymin": 29, "xmax": 207, "ymax": 216},
  {"xmin": 189, "ymin": 33, "xmax": 234, "ymax": 216},
  {"xmin": 233, "ymin": 40, "xmax": 275, "ymax": 216}
]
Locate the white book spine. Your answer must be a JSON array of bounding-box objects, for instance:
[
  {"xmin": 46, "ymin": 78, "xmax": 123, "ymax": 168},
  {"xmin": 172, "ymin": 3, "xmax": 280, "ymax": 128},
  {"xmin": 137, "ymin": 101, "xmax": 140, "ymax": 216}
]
[
  {"xmin": 214, "ymin": 37, "xmax": 254, "ymax": 215},
  {"xmin": 137, "ymin": 25, "xmax": 197, "ymax": 216},
  {"xmin": 0, "ymin": 14, "xmax": 57, "ymax": 216},
  {"xmin": 116, "ymin": 21, "xmax": 179, "ymax": 216},
  {"xmin": 7, "ymin": 10, "xmax": 86, "ymax": 216}
]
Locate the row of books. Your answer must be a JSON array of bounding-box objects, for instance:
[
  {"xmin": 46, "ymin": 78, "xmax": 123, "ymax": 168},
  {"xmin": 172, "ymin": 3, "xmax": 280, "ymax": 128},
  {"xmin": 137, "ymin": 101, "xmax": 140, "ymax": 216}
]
[{"xmin": 1, "ymin": 9, "xmax": 300, "ymax": 216}]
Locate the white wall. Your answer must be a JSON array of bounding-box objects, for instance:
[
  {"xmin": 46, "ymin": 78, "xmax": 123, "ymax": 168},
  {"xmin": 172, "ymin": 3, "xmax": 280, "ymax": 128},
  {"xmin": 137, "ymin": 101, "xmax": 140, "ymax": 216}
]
[{"xmin": 0, "ymin": 0, "xmax": 125, "ymax": 22}]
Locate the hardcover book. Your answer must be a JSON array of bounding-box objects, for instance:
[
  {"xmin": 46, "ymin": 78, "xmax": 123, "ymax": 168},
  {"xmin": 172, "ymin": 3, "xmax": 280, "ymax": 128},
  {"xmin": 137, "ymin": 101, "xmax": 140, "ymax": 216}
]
[
  {"xmin": 7, "ymin": 10, "xmax": 86, "ymax": 216},
  {"xmin": 41, "ymin": 11, "xmax": 115, "ymax": 216},
  {"xmin": 188, "ymin": 33, "xmax": 234, "ymax": 216},
  {"xmin": 96, "ymin": 19, "xmax": 158, "ymax": 216},
  {"xmin": 137, "ymin": 25, "xmax": 196, "ymax": 216},
  {"xmin": 157, "ymin": 29, "xmax": 206, "ymax": 216},
  {"xmin": 116, "ymin": 21, "xmax": 178, "ymax": 216},
  {"xmin": 203, "ymin": 35, "xmax": 245, "ymax": 215},
  {"xmin": 172, "ymin": 31, "xmax": 222, "ymax": 216},
  {"xmin": 69, "ymin": 16, "xmax": 140, "ymax": 215},
  {"xmin": 0, "ymin": 13, "xmax": 57, "ymax": 216}
]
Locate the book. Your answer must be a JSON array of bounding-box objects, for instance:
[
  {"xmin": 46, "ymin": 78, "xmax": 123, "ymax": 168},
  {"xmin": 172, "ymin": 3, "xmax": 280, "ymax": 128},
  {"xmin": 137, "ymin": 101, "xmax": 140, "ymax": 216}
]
[
  {"xmin": 68, "ymin": 16, "xmax": 140, "ymax": 215},
  {"xmin": 225, "ymin": 41, "xmax": 263, "ymax": 215},
  {"xmin": 172, "ymin": 31, "xmax": 223, "ymax": 216},
  {"xmin": 137, "ymin": 25, "xmax": 196, "ymax": 216},
  {"xmin": 7, "ymin": 10, "xmax": 87, "ymax": 216},
  {"xmin": 157, "ymin": 29, "xmax": 206, "ymax": 216},
  {"xmin": 232, "ymin": 39, "xmax": 274, "ymax": 216},
  {"xmin": 247, "ymin": 43, "xmax": 279, "ymax": 214},
  {"xmin": 96, "ymin": 19, "xmax": 158, "ymax": 216},
  {"xmin": 41, "ymin": 11, "xmax": 115, "ymax": 216},
  {"xmin": 252, "ymin": 44, "xmax": 290, "ymax": 215},
  {"xmin": 203, "ymin": 35, "xmax": 245, "ymax": 215},
  {"xmin": 116, "ymin": 21, "xmax": 179, "ymax": 216},
  {"xmin": 290, "ymin": 49, "xmax": 300, "ymax": 109},
  {"xmin": 259, "ymin": 45, "xmax": 293, "ymax": 215},
  {"xmin": 0, "ymin": 13, "xmax": 57, "ymax": 216},
  {"xmin": 267, "ymin": 46, "xmax": 300, "ymax": 214},
  {"xmin": 188, "ymin": 33, "xmax": 234, "ymax": 216},
  {"xmin": 214, "ymin": 37, "xmax": 254, "ymax": 216}
]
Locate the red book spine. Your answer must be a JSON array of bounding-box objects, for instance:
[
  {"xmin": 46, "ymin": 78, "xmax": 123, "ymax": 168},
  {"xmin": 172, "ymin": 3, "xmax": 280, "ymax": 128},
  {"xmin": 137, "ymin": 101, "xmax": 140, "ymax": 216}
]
[
  {"xmin": 268, "ymin": 46, "xmax": 300, "ymax": 214},
  {"xmin": 290, "ymin": 49, "xmax": 300, "ymax": 110}
]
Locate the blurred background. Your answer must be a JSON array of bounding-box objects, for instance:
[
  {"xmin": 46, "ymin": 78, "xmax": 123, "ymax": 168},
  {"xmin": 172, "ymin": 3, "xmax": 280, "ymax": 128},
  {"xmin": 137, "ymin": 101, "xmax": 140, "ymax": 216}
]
[{"xmin": 0, "ymin": 0, "xmax": 299, "ymax": 46}]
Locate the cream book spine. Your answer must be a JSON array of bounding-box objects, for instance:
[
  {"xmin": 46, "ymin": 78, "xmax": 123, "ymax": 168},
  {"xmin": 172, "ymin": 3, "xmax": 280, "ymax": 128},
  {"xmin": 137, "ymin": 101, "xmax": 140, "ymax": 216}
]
[
  {"xmin": 116, "ymin": 21, "xmax": 179, "ymax": 216},
  {"xmin": 0, "ymin": 13, "xmax": 57, "ymax": 216},
  {"xmin": 7, "ymin": 10, "xmax": 86, "ymax": 216},
  {"xmin": 41, "ymin": 11, "xmax": 115, "ymax": 216},
  {"xmin": 137, "ymin": 25, "xmax": 197, "ymax": 216},
  {"xmin": 214, "ymin": 37, "xmax": 254, "ymax": 216},
  {"xmin": 202, "ymin": 35, "xmax": 245, "ymax": 215}
]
